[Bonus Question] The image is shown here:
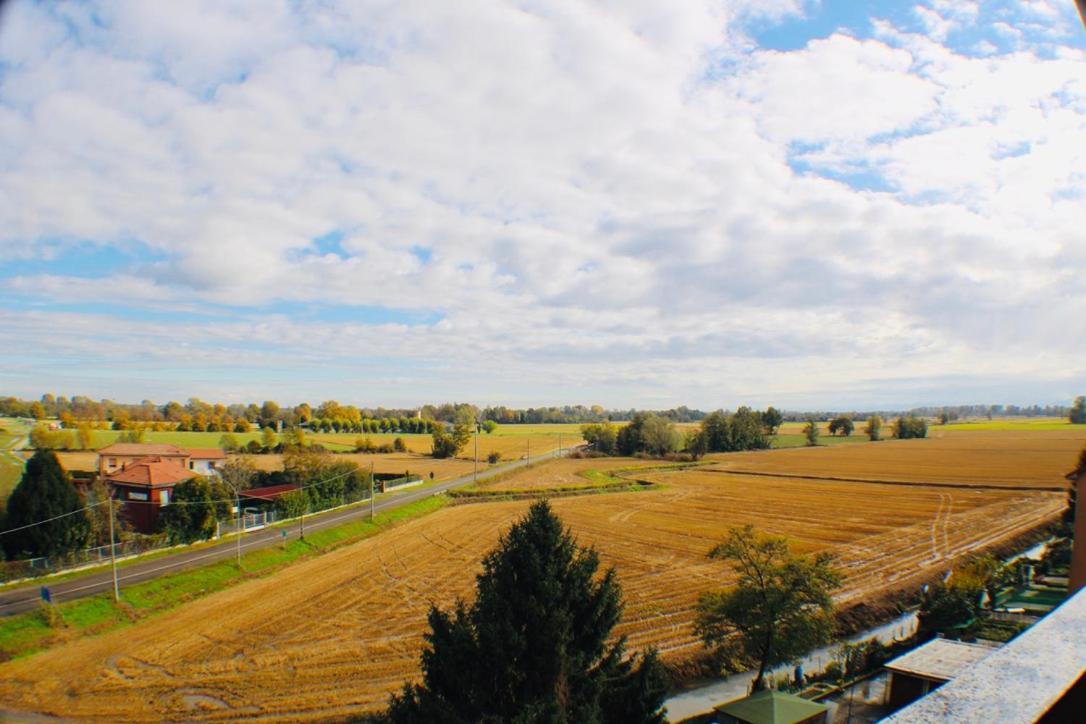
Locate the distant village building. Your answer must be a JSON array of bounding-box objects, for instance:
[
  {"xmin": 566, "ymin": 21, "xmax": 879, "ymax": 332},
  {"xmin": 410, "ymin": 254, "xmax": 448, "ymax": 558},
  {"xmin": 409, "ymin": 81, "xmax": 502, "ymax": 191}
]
[{"xmin": 97, "ymin": 443, "xmax": 226, "ymax": 533}]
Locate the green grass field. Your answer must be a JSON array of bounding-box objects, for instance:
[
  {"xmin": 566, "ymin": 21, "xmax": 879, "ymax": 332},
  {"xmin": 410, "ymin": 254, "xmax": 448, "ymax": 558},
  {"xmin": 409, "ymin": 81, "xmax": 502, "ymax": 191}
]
[
  {"xmin": 0, "ymin": 495, "xmax": 447, "ymax": 660},
  {"xmin": 0, "ymin": 419, "xmax": 31, "ymax": 504}
]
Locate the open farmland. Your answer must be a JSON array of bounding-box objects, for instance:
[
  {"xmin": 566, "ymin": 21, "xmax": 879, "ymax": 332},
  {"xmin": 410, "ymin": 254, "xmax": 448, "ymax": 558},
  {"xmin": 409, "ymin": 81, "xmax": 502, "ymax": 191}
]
[
  {"xmin": 50, "ymin": 424, "xmax": 581, "ymax": 456},
  {"xmin": 0, "ymin": 430, "xmax": 1069, "ymax": 720},
  {"xmin": 0, "ymin": 421, "xmax": 29, "ymax": 503},
  {"xmin": 707, "ymin": 428, "xmax": 1086, "ymax": 490},
  {"xmin": 474, "ymin": 456, "xmax": 669, "ymax": 492}
]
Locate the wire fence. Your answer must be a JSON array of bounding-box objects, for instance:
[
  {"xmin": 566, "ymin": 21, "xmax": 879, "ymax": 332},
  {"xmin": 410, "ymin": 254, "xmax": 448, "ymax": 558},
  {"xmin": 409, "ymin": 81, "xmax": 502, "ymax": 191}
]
[{"xmin": 0, "ymin": 536, "xmax": 166, "ymax": 583}]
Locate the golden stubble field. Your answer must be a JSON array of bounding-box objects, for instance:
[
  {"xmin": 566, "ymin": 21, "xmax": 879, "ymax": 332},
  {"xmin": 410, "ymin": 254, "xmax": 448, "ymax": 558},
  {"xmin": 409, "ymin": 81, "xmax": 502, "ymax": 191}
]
[
  {"xmin": 0, "ymin": 430, "xmax": 1078, "ymax": 720},
  {"xmin": 709, "ymin": 427, "xmax": 1086, "ymax": 488}
]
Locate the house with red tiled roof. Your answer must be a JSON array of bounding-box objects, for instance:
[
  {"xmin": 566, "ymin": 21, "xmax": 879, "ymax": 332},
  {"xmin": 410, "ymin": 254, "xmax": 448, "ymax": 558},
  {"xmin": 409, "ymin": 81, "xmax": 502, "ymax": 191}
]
[
  {"xmin": 97, "ymin": 443, "xmax": 226, "ymax": 478},
  {"xmin": 97, "ymin": 443, "xmax": 228, "ymax": 533},
  {"xmin": 104, "ymin": 456, "xmax": 196, "ymax": 533}
]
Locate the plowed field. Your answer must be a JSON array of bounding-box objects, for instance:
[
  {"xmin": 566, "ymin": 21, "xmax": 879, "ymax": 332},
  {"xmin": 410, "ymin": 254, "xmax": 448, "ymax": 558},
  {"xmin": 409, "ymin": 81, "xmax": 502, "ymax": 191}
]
[
  {"xmin": 0, "ymin": 431, "xmax": 1073, "ymax": 720},
  {"xmin": 706, "ymin": 429, "xmax": 1085, "ymax": 489}
]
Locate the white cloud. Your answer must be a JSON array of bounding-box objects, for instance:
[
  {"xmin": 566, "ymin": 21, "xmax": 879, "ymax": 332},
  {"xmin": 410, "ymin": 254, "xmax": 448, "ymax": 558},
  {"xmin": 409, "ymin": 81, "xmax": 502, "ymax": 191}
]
[{"xmin": 0, "ymin": 1, "xmax": 1084, "ymax": 407}]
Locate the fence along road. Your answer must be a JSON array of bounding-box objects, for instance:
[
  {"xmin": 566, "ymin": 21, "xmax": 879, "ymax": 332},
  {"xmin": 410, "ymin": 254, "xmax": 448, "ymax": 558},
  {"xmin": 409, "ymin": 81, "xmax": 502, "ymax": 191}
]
[{"xmin": 0, "ymin": 449, "xmax": 566, "ymax": 617}]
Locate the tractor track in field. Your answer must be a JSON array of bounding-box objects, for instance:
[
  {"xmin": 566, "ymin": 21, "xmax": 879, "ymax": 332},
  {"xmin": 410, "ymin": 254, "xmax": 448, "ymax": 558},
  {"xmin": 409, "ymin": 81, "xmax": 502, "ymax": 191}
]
[{"xmin": 704, "ymin": 468, "xmax": 1068, "ymax": 493}]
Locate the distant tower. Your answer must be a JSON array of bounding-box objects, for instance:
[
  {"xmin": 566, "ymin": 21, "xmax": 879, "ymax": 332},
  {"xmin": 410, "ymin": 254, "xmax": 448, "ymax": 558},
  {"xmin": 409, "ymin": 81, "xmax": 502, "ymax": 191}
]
[{"xmin": 1070, "ymin": 467, "xmax": 1086, "ymax": 595}]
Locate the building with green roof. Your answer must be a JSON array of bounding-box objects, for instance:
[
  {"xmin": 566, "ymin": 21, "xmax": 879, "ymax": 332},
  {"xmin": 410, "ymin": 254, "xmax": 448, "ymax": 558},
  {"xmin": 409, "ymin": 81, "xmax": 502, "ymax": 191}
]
[{"xmin": 714, "ymin": 689, "xmax": 828, "ymax": 724}]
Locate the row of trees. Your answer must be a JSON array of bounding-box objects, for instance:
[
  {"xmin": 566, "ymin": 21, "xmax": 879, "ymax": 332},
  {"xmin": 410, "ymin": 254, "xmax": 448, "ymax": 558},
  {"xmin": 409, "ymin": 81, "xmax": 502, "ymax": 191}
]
[
  {"xmin": 5, "ymin": 394, "xmax": 708, "ymax": 431},
  {"xmin": 581, "ymin": 407, "xmax": 781, "ymax": 459},
  {"xmin": 799, "ymin": 414, "xmax": 923, "ymax": 446},
  {"xmin": 6, "ymin": 393, "xmax": 1081, "ymax": 432}
]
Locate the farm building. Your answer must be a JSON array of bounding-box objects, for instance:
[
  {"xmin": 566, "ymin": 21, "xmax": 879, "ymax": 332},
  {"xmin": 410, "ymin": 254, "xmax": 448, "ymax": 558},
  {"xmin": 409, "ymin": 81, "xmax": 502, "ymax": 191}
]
[
  {"xmin": 713, "ymin": 689, "xmax": 828, "ymax": 724},
  {"xmin": 238, "ymin": 484, "xmax": 300, "ymax": 511},
  {"xmin": 103, "ymin": 456, "xmax": 196, "ymax": 533},
  {"xmin": 883, "ymin": 638, "xmax": 994, "ymax": 711},
  {"xmin": 97, "ymin": 443, "xmax": 225, "ymax": 478}
]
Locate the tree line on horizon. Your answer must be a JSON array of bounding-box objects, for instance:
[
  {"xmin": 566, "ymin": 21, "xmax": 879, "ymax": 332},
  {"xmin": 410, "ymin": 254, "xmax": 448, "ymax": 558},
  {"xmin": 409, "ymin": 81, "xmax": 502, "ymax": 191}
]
[{"xmin": 3, "ymin": 394, "xmax": 1077, "ymax": 432}]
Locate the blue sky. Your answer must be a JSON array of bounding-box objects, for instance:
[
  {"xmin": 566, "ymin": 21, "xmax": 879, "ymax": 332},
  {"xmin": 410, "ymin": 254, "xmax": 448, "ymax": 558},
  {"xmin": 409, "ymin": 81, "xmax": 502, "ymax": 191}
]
[{"xmin": 1, "ymin": 0, "xmax": 1084, "ymax": 410}]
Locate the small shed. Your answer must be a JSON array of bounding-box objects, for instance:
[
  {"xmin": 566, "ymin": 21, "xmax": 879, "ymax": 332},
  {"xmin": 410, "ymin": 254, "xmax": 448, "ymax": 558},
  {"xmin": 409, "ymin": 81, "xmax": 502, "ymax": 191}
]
[
  {"xmin": 714, "ymin": 689, "xmax": 828, "ymax": 724},
  {"xmin": 884, "ymin": 638, "xmax": 994, "ymax": 710},
  {"xmin": 238, "ymin": 484, "xmax": 300, "ymax": 511}
]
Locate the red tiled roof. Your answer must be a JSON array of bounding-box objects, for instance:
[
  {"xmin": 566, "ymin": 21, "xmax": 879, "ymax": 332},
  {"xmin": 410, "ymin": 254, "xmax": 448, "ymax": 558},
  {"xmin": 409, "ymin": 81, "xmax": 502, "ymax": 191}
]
[
  {"xmin": 105, "ymin": 457, "xmax": 195, "ymax": 487},
  {"xmin": 239, "ymin": 484, "xmax": 300, "ymax": 501},
  {"xmin": 98, "ymin": 443, "xmax": 187, "ymax": 457},
  {"xmin": 188, "ymin": 448, "xmax": 227, "ymax": 460}
]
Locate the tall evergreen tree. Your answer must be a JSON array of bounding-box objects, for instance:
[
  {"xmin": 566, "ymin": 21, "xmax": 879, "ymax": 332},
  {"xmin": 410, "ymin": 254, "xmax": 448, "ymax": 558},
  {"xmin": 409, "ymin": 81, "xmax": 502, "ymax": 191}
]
[
  {"xmin": 385, "ymin": 501, "xmax": 668, "ymax": 723},
  {"xmin": 2, "ymin": 450, "xmax": 90, "ymax": 559}
]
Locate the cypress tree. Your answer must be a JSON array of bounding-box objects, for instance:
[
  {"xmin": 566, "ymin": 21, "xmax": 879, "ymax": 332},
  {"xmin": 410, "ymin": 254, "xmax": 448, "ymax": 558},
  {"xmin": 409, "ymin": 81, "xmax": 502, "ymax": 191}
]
[
  {"xmin": 3, "ymin": 450, "xmax": 90, "ymax": 559},
  {"xmin": 385, "ymin": 500, "xmax": 668, "ymax": 723}
]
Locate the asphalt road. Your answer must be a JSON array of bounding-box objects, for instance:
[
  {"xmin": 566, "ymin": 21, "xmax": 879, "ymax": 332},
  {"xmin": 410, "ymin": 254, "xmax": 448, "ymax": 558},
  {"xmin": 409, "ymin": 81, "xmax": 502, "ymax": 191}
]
[{"xmin": 0, "ymin": 451, "xmax": 564, "ymax": 617}]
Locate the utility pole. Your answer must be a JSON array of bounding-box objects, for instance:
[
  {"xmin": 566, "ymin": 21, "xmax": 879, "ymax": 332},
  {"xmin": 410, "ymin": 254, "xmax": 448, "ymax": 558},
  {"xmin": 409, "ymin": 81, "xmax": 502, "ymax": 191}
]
[
  {"xmin": 473, "ymin": 422, "xmax": 480, "ymax": 484},
  {"xmin": 235, "ymin": 487, "xmax": 242, "ymax": 569},
  {"xmin": 369, "ymin": 460, "xmax": 375, "ymax": 521},
  {"xmin": 108, "ymin": 489, "xmax": 119, "ymax": 601}
]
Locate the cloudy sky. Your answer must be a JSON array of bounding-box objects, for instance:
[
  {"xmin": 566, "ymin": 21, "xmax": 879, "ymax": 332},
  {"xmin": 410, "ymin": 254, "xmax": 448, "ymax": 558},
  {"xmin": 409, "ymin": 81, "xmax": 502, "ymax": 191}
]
[{"xmin": 1, "ymin": 0, "xmax": 1084, "ymax": 411}]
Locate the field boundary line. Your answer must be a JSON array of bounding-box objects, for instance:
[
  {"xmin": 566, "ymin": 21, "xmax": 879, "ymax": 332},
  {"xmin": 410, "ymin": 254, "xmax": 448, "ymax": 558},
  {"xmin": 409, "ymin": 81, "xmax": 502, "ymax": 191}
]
[{"xmin": 705, "ymin": 468, "xmax": 1067, "ymax": 493}]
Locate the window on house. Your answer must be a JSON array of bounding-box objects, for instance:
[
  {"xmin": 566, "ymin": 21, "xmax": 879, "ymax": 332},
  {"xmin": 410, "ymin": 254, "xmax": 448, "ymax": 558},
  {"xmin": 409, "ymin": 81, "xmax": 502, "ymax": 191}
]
[
  {"xmin": 128, "ymin": 490, "xmax": 149, "ymax": 501},
  {"xmin": 160, "ymin": 489, "xmax": 170, "ymax": 506},
  {"xmin": 109, "ymin": 458, "xmax": 117, "ymax": 468}
]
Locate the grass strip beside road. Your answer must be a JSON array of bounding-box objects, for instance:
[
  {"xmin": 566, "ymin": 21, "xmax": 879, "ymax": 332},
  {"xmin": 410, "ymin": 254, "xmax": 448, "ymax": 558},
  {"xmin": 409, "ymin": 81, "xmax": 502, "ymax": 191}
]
[{"xmin": 0, "ymin": 495, "xmax": 447, "ymax": 661}]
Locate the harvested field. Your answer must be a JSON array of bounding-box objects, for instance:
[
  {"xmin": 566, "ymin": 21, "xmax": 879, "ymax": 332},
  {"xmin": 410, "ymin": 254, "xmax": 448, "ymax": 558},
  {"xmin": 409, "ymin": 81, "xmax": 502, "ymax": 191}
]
[
  {"xmin": 0, "ymin": 431, "xmax": 1067, "ymax": 721},
  {"xmin": 705, "ymin": 429, "xmax": 1086, "ymax": 490}
]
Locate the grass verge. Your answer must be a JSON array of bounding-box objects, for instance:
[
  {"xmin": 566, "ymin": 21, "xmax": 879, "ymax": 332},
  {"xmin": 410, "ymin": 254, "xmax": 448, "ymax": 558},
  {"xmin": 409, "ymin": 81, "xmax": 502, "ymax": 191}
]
[{"xmin": 0, "ymin": 495, "xmax": 446, "ymax": 661}]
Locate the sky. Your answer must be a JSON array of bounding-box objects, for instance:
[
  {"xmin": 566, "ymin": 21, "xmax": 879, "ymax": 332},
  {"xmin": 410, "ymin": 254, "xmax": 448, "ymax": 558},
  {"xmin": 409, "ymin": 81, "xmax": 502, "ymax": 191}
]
[{"xmin": 1, "ymin": 0, "xmax": 1084, "ymax": 411}]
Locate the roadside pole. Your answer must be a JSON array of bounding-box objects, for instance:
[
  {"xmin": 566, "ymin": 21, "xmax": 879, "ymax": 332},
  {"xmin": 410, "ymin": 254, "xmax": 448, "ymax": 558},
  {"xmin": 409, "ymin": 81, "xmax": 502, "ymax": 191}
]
[
  {"xmin": 108, "ymin": 490, "xmax": 120, "ymax": 601},
  {"xmin": 473, "ymin": 423, "xmax": 479, "ymax": 484},
  {"xmin": 235, "ymin": 488, "xmax": 242, "ymax": 569},
  {"xmin": 369, "ymin": 461, "xmax": 375, "ymax": 522}
]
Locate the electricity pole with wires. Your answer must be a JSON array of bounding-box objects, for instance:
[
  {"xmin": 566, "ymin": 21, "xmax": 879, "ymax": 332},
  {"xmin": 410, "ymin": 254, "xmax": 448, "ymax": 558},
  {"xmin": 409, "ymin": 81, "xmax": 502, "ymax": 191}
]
[
  {"xmin": 473, "ymin": 422, "xmax": 480, "ymax": 484},
  {"xmin": 108, "ymin": 488, "xmax": 120, "ymax": 601}
]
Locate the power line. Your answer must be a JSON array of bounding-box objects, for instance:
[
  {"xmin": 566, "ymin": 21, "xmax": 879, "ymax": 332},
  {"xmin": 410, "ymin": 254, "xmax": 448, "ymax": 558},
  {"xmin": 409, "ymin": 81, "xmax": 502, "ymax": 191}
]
[
  {"xmin": 0, "ymin": 500, "xmax": 108, "ymax": 537},
  {"xmin": 0, "ymin": 464, "xmax": 370, "ymax": 537}
]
